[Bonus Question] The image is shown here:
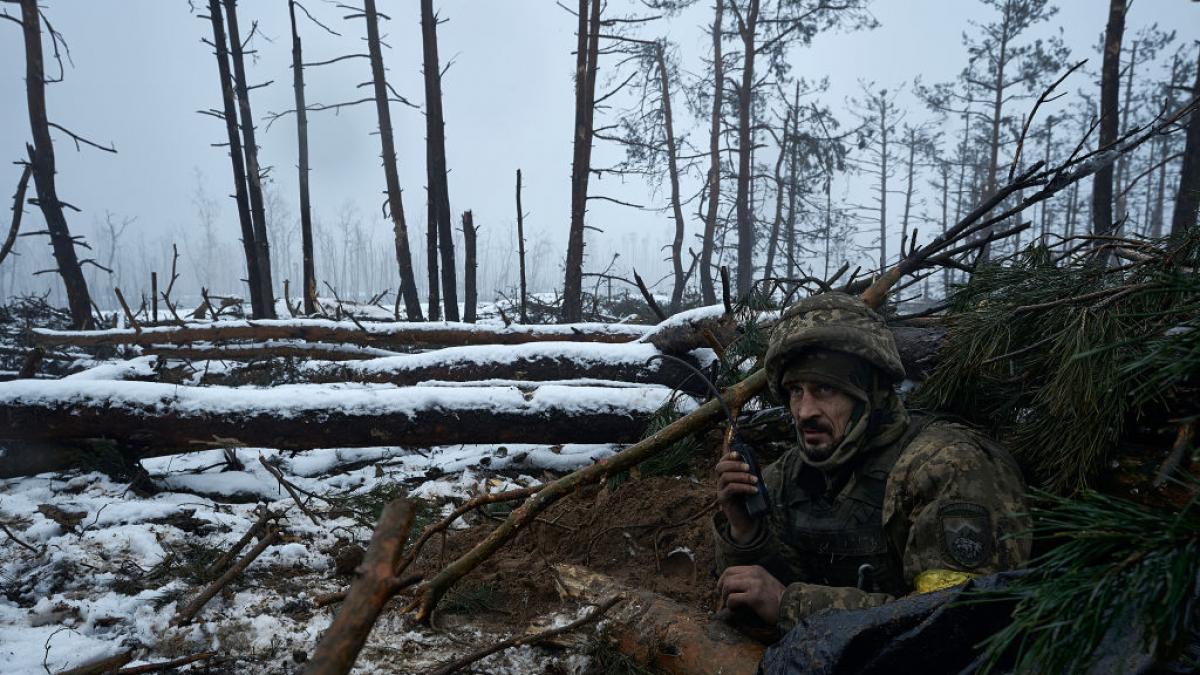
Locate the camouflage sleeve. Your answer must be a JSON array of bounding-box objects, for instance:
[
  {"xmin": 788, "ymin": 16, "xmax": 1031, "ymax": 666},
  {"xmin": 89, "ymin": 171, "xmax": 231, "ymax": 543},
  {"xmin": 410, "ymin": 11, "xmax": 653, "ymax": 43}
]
[
  {"xmin": 777, "ymin": 583, "xmax": 893, "ymax": 632},
  {"xmin": 883, "ymin": 424, "xmax": 1032, "ymax": 586},
  {"xmin": 712, "ymin": 453, "xmax": 787, "ymax": 572}
]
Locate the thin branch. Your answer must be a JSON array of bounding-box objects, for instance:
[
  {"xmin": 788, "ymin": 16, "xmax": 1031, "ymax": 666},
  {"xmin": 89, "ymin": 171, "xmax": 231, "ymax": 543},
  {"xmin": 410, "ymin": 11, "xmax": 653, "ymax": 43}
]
[{"xmin": 46, "ymin": 123, "xmax": 117, "ymax": 154}]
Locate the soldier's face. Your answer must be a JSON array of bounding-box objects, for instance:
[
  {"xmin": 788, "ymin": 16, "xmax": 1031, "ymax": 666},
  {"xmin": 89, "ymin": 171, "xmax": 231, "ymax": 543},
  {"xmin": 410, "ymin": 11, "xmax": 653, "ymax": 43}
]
[{"xmin": 786, "ymin": 381, "xmax": 857, "ymax": 458}]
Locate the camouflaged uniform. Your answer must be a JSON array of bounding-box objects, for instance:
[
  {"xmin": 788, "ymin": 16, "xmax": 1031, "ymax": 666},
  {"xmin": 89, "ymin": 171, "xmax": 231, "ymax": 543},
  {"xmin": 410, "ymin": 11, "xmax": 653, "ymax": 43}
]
[{"xmin": 713, "ymin": 293, "xmax": 1031, "ymax": 632}]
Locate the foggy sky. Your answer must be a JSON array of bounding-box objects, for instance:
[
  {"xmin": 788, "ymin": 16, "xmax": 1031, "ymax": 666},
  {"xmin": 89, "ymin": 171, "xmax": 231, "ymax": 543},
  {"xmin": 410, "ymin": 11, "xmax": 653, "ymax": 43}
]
[{"xmin": 0, "ymin": 0, "xmax": 1193, "ymax": 306}]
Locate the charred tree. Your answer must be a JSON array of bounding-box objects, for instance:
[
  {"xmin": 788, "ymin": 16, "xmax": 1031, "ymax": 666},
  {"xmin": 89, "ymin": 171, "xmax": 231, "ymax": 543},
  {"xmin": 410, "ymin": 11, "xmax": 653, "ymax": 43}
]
[
  {"xmin": 1093, "ymin": 0, "xmax": 1126, "ymax": 239},
  {"xmin": 421, "ymin": 0, "xmax": 459, "ymax": 322},
  {"xmin": 1172, "ymin": 45, "xmax": 1200, "ymax": 238},
  {"xmin": 699, "ymin": 0, "xmax": 724, "ymax": 306},
  {"xmin": 462, "ymin": 210, "xmax": 476, "ymax": 323},
  {"xmin": 516, "ymin": 168, "xmax": 529, "ymax": 323},
  {"xmin": 224, "ymin": 0, "xmax": 276, "ymax": 318},
  {"xmin": 17, "ymin": 0, "xmax": 96, "ymax": 329},
  {"xmin": 207, "ymin": 0, "xmax": 263, "ymax": 317},
  {"xmin": 288, "ymin": 0, "xmax": 318, "ymax": 315},
  {"xmin": 562, "ymin": 0, "xmax": 601, "ymax": 323},
  {"xmin": 364, "ymin": 0, "xmax": 423, "ymax": 321}
]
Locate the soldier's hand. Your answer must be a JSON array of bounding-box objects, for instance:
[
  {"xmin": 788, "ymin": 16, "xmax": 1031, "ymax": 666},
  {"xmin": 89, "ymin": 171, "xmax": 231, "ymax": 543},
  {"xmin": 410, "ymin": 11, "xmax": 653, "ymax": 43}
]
[
  {"xmin": 717, "ymin": 565, "xmax": 785, "ymax": 626},
  {"xmin": 716, "ymin": 450, "xmax": 759, "ymax": 543}
]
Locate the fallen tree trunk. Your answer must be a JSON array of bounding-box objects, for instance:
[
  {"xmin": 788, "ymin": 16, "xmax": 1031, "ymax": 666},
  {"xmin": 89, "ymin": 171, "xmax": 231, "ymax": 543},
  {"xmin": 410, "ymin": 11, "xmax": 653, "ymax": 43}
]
[
  {"xmin": 0, "ymin": 381, "xmax": 672, "ymax": 478},
  {"xmin": 202, "ymin": 342, "xmax": 716, "ymax": 394},
  {"xmin": 142, "ymin": 341, "xmax": 403, "ymax": 362},
  {"xmin": 31, "ymin": 318, "xmax": 651, "ymax": 350},
  {"xmin": 553, "ymin": 563, "xmax": 763, "ymax": 675}
]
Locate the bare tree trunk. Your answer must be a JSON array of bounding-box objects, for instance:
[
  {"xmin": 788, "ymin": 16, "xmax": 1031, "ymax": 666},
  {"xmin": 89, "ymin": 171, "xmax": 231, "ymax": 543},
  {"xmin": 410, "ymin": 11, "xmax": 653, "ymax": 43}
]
[
  {"xmin": 462, "ymin": 210, "xmax": 476, "ymax": 323},
  {"xmin": 425, "ymin": 198, "xmax": 440, "ymax": 319},
  {"xmin": 699, "ymin": 0, "xmax": 724, "ymax": 306},
  {"xmin": 421, "ymin": 0, "xmax": 458, "ymax": 321},
  {"xmin": 978, "ymin": 9, "xmax": 1010, "ymax": 262},
  {"xmin": 1171, "ymin": 45, "xmax": 1200, "ymax": 238},
  {"xmin": 763, "ymin": 111, "xmax": 789, "ymax": 281},
  {"xmin": 939, "ymin": 161, "xmax": 951, "ymax": 294},
  {"xmin": 785, "ymin": 82, "xmax": 800, "ymax": 280},
  {"xmin": 208, "ymin": 1, "xmax": 260, "ymax": 312},
  {"xmin": 1114, "ymin": 39, "xmax": 1138, "ymax": 228},
  {"xmin": 878, "ymin": 93, "xmax": 890, "ymax": 270},
  {"xmin": 515, "ymin": 169, "xmax": 529, "ymax": 323},
  {"xmin": 1093, "ymin": 0, "xmax": 1126, "ymax": 239},
  {"xmin": 1150, "ymin": 132, "xmax": 1168, "ymax": 238},
  {"xmin": 288, "ymin": 1, "xmax": 317, "ymax": 315},
  {"xmin": 1039, "ymin": 116, "xmax": 1054, "ymax": 243},
  {"xmin": 364, "ymin": 0, "xmax": 422, "ymax": 320},
  {"xmin": 900, "ymin": 128, "xmax": 917, "ymax": 260},
  {"xmin": 562, "ymin": 0, "xmax": 601, "ymax": 322},
  {"xmin": 655, "ymin": 42, "xmax": 687, "ymax": 314},
  {"xmin": 19, "ymin": 0, "xmax": 94, "ymax": 329},
  {"xmin": 733, "ymin": 0, "xmax": 760, "ymax": 298},
  {"xmin": 224, "ymin": 0, "xmax": 276, "ymax": 318}
]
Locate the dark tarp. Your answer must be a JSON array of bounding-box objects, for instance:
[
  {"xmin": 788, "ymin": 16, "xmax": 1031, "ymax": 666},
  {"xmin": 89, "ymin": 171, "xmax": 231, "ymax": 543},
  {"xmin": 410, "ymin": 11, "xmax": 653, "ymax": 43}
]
[{"xmin": 757, "ymin": 572, "xmax": 1199, "ymax": 675}]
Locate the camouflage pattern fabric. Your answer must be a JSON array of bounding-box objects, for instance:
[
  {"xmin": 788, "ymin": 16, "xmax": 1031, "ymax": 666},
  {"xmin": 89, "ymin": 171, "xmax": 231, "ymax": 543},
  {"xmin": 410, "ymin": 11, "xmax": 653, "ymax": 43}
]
[
  {"xmin": 765, "ymin": 292, "xmax": 906, "ymax": 402},
  {"xmin": 714, "ymin": 417, "xmax": 1031, "ymax": 632}
]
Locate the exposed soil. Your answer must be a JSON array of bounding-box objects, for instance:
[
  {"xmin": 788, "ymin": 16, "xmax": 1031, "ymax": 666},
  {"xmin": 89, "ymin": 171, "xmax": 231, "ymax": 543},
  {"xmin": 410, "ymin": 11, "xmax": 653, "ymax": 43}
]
[{"xmin": 408, "ymin": 474, "xmax": 721, "ymax": 626}]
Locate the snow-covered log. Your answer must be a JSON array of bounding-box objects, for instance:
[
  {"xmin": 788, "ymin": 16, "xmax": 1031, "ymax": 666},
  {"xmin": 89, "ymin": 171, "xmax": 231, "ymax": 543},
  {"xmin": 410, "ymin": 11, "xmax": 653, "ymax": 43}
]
[
  {"xmin": 30, "ymin": 318, "xmax": 652, "ymax": 350},
  {"xmin": 0, "ymin": 380, "xmax": 678, "ymax": 477},
  {"xmin": 141, "ymin": 341, "xmax": 404, "ymax": 361},
  {"xmin": 203, "ymin": 342, "xmax": 716, "ymax": 394}
]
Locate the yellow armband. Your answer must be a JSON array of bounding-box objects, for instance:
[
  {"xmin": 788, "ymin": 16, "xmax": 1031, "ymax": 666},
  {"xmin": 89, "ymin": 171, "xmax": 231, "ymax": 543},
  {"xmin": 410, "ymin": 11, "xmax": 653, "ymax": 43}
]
[{"xmin": 914, "ymin": 569, "xmax": 977, "ymax": 594}]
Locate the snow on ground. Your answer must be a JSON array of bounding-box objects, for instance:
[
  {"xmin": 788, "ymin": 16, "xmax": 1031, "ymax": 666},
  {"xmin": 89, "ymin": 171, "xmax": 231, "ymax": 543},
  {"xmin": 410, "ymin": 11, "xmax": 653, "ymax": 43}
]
[{"xmin": 0, "ymin": 442, "xmax": 619, "ymax": 673}]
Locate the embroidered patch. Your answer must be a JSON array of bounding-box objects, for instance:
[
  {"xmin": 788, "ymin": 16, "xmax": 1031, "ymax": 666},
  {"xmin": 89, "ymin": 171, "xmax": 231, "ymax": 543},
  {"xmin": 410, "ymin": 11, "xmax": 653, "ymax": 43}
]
[{"xmin": 938, "ymin": 502, "xmax": 992, "ymax": 569}]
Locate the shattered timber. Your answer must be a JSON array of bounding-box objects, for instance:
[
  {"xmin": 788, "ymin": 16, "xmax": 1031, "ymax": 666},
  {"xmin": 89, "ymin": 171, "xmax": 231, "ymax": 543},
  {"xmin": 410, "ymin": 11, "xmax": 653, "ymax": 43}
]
[{"xmin": 2, "ymin": 0, "xmax": 1200, "ymax": 674}]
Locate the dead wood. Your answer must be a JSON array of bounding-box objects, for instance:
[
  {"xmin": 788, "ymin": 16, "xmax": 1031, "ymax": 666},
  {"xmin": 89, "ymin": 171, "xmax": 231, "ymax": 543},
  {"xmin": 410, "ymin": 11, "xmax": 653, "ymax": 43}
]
[
  {"xmin": 31, "ymin": 319, "xmax": 649, "ymax": 350},
  {"xmin": 221, "ymin": 345, "xmax": 715, "ymax": 394},
  {"xmin": 142, "ymin": 342, "xmax": 400, "ymax": 362},
  {"xmin": 55, "ymin": 651, "xmax": 133, "ymax": 675},
  {"xmin": 114, "ymin": 652, "xmax": 216, "ymax": 674},
  {"xmin": 398, "ymin": 486, "xmax": 538, "ymax": 577},
  {"xmin": 0, "ymin": 383, "xmax": 658, "ymax": 477},
  {"xmin": 113, "ymin": 287, "xmax": 140, "ymax": 334},
  {"xmin": 0, "ymin": 518, "xmax": 39, "ymax": 553},
  {"xmin": 425, "ymin": 596, "xmax": 621, "ymax": 675},
  {"xmin": 0, "ymin": 162, "xmax": 32, "ymax": 266},
  {"xmin": 203, "ymin": 505, "xmax": 282, "ymax": 578},
  {"xmin": 633, "ymin": 269, "xmax": 667, "ymax": 321},
  {"xmin": 644, "ymin": 308, "xmax": 737, "ymax": 356},
  {"xmin": 259, "ymin": 456, "xmax": 322, "ymax": 526},
  {"xmin": 172, "ymin": 527, "xmax": 281, "ymax": 626},
  {"xmin": 304, "ymin": 498, "xmax": 416, "ymax": 675},
  {"xmin": 552, "ymin": 563, "xmax": 762, "ymax": 675},
  {"xmin": 17, "ymin": 346, "xmax": 43, "ymax": 378}
]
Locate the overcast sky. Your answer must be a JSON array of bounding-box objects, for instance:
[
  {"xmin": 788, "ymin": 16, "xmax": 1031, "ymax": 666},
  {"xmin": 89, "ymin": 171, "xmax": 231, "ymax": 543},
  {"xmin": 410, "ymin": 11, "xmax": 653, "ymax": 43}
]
[{"xmin": 1, "ymin": 0, "xmax": 1194, "ymax": 304}]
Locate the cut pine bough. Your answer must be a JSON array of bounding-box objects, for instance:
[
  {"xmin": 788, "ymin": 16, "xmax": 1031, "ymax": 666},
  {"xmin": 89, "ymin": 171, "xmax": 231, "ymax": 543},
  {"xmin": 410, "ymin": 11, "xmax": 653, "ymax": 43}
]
[{"xmin": 0, "ymin": 381, "xmax": 685, "ymax": 477}]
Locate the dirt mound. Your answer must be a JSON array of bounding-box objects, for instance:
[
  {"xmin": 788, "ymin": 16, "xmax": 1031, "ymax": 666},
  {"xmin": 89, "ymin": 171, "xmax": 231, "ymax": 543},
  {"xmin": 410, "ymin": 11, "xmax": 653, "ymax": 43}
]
[{"xmin": 409, "ymin": 475, "xmax": 720, "ymax": 623}]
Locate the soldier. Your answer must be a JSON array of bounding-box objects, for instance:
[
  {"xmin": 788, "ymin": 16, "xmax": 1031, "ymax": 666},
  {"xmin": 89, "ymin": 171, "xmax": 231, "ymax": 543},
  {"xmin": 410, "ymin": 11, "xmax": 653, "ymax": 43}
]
[{"xmin": 713, "ymin": 292, "xmax": 1030, "ymax": 632}]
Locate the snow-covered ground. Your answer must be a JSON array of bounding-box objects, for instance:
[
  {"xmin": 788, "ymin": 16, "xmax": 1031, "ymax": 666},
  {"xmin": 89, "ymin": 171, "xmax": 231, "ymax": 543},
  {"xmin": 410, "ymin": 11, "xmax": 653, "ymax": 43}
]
[{"xmin": 0, "ymin": 443, "xmax": 619, "ymax": 673}]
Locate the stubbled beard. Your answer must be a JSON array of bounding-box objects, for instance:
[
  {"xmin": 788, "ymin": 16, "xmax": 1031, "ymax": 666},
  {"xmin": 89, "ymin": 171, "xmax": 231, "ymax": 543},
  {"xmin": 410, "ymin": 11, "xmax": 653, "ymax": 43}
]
[{"xmin": 799, "ymin": 419, "xmax": 838, "ymax": 459}]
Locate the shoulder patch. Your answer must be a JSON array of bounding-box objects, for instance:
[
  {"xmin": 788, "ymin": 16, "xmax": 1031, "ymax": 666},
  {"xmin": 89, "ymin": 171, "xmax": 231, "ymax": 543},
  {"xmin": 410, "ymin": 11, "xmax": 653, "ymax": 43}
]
[{"xmin": 938, "ymin": 501, "xmax": 991, "ymax": 569}]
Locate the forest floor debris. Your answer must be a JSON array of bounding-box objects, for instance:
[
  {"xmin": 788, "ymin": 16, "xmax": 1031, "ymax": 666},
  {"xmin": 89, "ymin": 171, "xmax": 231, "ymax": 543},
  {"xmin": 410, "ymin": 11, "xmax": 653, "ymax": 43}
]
[{"xmin": 0, "ymin": 438, "xmax": 725, "ymax": 673}]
